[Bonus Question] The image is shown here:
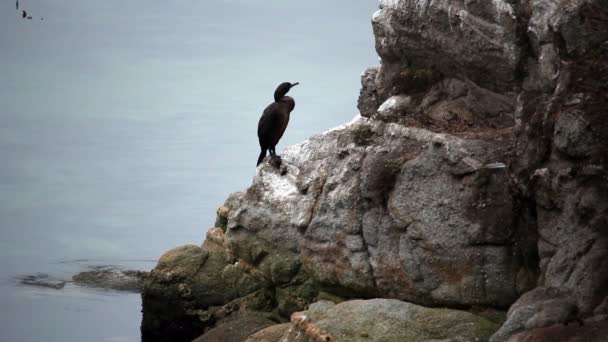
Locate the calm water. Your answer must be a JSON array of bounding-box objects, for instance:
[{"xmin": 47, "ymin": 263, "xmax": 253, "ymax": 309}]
[{"xmin": 0, "ymin": 1, "xmax": 378, "ymax": 341}]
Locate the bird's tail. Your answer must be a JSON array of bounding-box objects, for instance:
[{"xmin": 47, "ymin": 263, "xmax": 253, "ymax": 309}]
[{"xmin": 257, "ymin": 148, "xmax": 267, "ymax": 166}]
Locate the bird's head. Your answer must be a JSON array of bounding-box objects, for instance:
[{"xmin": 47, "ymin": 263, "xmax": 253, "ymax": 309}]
[{"xmin": 274, "ymin": 82, "xmax": 299, "ymax": 102}]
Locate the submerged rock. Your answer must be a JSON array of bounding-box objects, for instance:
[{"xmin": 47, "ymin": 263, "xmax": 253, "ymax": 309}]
[
  {"xmin": 72, "ymin": 266, "xmax": 147, "ymax": 292},
  {"xmin": 18, "ymin": 273, "xmax": 66, "ymax": 290},
  {"xmin": 18, "ymin": 267, "xmax": 148, "ymax": 293}
]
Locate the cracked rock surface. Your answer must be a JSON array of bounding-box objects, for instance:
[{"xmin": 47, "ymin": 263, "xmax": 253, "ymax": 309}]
[{"xmin": 227, "ymin": 118, "xmax": 528, "ymax": 308}]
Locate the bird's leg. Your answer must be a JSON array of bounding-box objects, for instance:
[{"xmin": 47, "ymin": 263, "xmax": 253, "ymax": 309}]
[{"xmin": 267, "ymin": 146, "xmax": 282, "ymax": 168}]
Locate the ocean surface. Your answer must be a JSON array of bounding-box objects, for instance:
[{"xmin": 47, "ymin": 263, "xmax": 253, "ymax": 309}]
[{"xmin": 0, "ymin": 1, "xmax": 378, "ymax": 341}]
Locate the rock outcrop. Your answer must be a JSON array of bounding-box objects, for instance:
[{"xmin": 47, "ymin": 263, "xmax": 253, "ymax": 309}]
[
  {"xmin": 141, "ymin": 226, "xmax": 277, "ymax": 341},
  {"xmin": 229, "ymin": 118, "xmax": 529, "ymax": 309},
  {"xmin": 18, "ymin": 267, "xmax": 148, "ymax": 292},
  {"xmin": 141, "ymin": 0, "xmax": 607, "ymax": 341}
]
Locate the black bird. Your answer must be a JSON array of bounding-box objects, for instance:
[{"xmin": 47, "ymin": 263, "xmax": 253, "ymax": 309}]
[
  {"xmin": 16, "ymin": 0, "xmax": 19, "ymax": 11},
  {"xmin": 256, "ymin": 82, "xmax": 299, "ymax": 166},
  {"xmin": 22, "ymin": 10, "xmax": 26, "ymax": 18}
]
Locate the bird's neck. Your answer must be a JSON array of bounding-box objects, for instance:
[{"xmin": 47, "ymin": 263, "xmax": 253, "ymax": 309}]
[{"xmin": 278, "ymin": 96, "xmax": 295, "ymax": 112}]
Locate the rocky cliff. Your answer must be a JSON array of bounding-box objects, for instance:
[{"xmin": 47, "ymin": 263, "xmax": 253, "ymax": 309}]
[{"xmin": 141, "ymin": 0, "xmax": 608, "ymax": 341}]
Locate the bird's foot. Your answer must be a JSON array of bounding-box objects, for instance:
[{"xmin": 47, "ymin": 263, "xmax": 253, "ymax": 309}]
[{"xmin": 269, "ymin": 154, "xmax": 282, "ymax": 169}]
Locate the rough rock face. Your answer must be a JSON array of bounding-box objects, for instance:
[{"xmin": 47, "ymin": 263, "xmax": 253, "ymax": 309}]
[
  {"xmin": 359, "ymin": 0, "xmax": 607, "ymax": 340},
  {"xmin": 374, "ymin": 0, "xmax": 521, "ymax": 93},
  {"xmin": 228, "ymin": 118, "xmax": 530, "ymax": 308},
  {"xmin": 142, "ymin": 0, "xmax": 607, "ymax": 340},
  {"xmin": 279, "ymin": 299, "xmax": 500, "ymax": 342}
]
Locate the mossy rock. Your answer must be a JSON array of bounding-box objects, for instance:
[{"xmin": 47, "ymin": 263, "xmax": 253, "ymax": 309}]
[
  {"xmin": 276, "ymin": 279, "xmax": 319, "ymax": 316},
  {"xmin": 352, "ymin": 124, "xmax": 374, "ymax": 146},
  {"xmin": 142, "ymin": 241, "xmax": 268, "ymax": 341},
  {"xmin": 155, "ymin": 245, "xmax": 208, "ymax": 279},
  {"xmin": 214, "ymin": 206, "xmax": 230, "ymax": 231}
]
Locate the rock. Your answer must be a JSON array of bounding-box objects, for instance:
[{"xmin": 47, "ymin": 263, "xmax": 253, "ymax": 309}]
[
  {"xmin": 375, "ymin": 95, "xmax": 413, "ymax": 122},
  {"xmin": 372, "ymin": 0, "xmax": 520, "ymax": 93},
  {"xmin": 72, "ymin": 266, "xmax": 147, "ymax": 292},
  {"xmin": 281, "ymin": 299, "xmax": 500, "ymax": 342},
  {"xmin": 357, "ymin": 67, "xmax": 381, "ymax": 118},
  {"xmin": 553, "ymin": 110, "xmax": 594, "ymax": 158},
  {"xmin": 502, "ymin": 2, "xmax": 608, "ymax": 340},
  {"xmin": 141, "ymin": 233, "xmax": 269, "ymax": 341},
  {"xmin": 491, "ymin": 287, "xmax": 580, "ymax": 341},
  {"xmin": 507, "ymin": 318, "xmax": 608, "ymax": 342},
  {"xmin": 226, "ymin": 118, "xmax": 526, "ymax": 308},
  {"xmin": 18, "ymin": 273, "xmax": 66, "ymax": 290},
  {"xmin": 192, "ymin": 313, "xmax": 278, "ymax": 342},
  {"xmin": 361, "ymin": 76, "xmax": 517, "ymax": 132},
  {"xmin": 275, "ymin": 279, "xmax": 319, "ymax": 316},
  {"xmin": 362, "ymin": 0, "xmax": 608, "ymax": 340},
  {"xmin": 419, "ymin": 79, "xmax": 515, "ymax": 131},
  {"xmin": 18, "ymin": 267, "xmax": 147, "ymax": 293},
  {"xmin": 245, "ymin": 323, "xmax": 291, "ymax": 342},
  {"xmin": 215, "ymin": 206, "xmax": 230, "ymax": 230}
]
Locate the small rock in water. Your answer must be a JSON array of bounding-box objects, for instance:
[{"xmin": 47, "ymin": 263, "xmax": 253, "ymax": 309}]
[
  {"xmin": 72, "ymin": 266, "xmax": 148, "ymax": 293},
  {"xmin": 18, "ymin": 273, "xmax": 66, "ymax": 290}
]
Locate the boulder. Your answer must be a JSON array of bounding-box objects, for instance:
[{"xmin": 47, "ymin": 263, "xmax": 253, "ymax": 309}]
[{"xmin": 281, "ymin": 299, "xmax": 500, "ymax": 342}]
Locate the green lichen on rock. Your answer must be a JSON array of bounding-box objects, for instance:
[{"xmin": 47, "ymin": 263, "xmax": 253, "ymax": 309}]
[
  {"xmin": 141, "ymin": 236, "xmax": 267, "ymax": 341},
  {"xmin": 316, "ymin": 290, "xmax": 346, "ymax": 304},
  {"xmin": 155, "ymin": 245, "xmax": 207, "ymax": 279},
  {"xmin": 352, "ymin": 124, "xmax": 374, "ymax": 146},
  {"xmin": 276, "ymin": 279, "xmax": 319, "ymax": 316},
  {"xmin": 214, "ymin": 206, "xmax": 230, "ymax": 231}
]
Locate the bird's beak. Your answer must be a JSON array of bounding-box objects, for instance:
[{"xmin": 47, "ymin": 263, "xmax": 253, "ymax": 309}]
[{"xmin": 290, "ymin": 82, "xmax": 300, "ymax": 88}]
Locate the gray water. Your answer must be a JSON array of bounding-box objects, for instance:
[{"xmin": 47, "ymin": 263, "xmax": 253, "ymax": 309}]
[{"xmin": 0, "ymin": 1, "xmax": 378, "ymax": 341}]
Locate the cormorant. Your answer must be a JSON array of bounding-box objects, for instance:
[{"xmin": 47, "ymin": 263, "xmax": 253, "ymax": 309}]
[
  {"xmin": 256, "ymin": 82, "xmax": 299, "ymax": 166},
  {"xmin": 16, "ymin": 0, "xmax": 19, "ymax": 10},
  {"xmin": 22, "ymin": 10, "xmax": 26, "ymax": 18}
]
